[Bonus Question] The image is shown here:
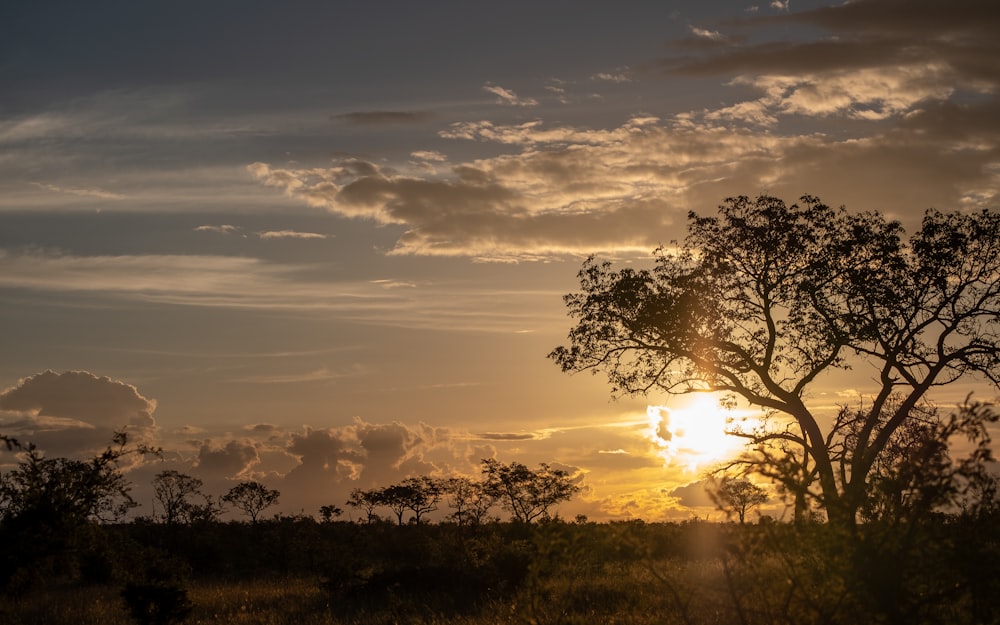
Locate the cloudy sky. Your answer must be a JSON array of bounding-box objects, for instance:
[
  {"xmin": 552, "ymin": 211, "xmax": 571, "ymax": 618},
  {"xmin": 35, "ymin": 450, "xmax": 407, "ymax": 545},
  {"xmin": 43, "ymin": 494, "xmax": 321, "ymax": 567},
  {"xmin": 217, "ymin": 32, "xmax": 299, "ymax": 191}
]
[{"xmin": 1, "ymin": 0, "xmax": 998, "ymax": 522}]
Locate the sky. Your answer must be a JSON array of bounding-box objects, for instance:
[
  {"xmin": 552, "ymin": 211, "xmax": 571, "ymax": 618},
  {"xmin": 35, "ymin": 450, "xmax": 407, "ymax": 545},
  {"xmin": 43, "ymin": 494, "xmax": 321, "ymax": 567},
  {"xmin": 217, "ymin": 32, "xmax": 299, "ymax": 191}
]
[{"xmin": 1, "ymin": 0, "xmax": 999, "ymax": 522}]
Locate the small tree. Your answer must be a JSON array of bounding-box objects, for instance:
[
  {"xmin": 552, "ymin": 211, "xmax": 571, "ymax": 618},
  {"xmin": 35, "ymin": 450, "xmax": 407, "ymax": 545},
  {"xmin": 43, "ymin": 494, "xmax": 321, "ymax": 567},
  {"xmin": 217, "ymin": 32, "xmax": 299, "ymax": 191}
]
[
  {"xmin": 443, "ymin": 476, "xmax": 496, "ymax": 526},
  {"xmin": 714, "ymin": 477, "xmax": 768, "ymax": 524},
  {"xmin": 481, "ymin": 459, "xmax": 580, "ymax": 523},
  {"xmin": 319, "ymin": 504, "xmax": 343, "ymax": 522},
  {"xmin": 151, "ymin": 470, "xmax": 204, "ymax": 526},
  {"xmin": 222, "ymin": 481, "xmax": 280, "ymax": 524},
  {"xmin": 377, "ymin": 484, "xmax": 411, "ymax": 525},
  {"xmin": 375, "ymin": 477, "xmax": 442, "ymax": 525},
  {"xmin": 401, "ymin": 476, "xmax": 443, "ymax": 524},
  {"xmin": 345, "ymin": 488, "xmax": 381, "ymax": 524}
]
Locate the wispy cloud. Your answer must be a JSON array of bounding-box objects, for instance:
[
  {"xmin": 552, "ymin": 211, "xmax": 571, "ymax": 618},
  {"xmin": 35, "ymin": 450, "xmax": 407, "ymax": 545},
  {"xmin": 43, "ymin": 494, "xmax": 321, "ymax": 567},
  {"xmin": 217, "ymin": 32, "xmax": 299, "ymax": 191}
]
[
  {"xmin": 256, "ymin": 230, "xmax": 329, "ymax": 240},
  {"xmin": 0, "ymin": 250, "xmax": 561, "ymax": 332},
  {"xmin": 30, "ymin": 182, "xmax": 126, "ymax": 200},
  {"xmin": 590, "ymin": 71, "xmax": 631, "ymax": 83},
  {"xmin": 687, "ymin": 26, "xmax": 726, "ymax": 42},
  {"xmin": 332, "ymin": 111, "xmax": 436, "ymax": 125},
  {"xmin": 195, "ymin": 224, "xmax": 242, "ymax": 235},
  {"xmin": 410, "ymin": 150, "xmax": 448, "ymax": 162},
  {"xmin": 483, "ymin": 84, "xmax": 539, "ymax": 107},
  {"xmin": 231, "ymin": 366, "xmax": 367, "ymax": 384},
  {"xmin": 475, "ymin": 431, "xmax": 550, "ymax": 441}
]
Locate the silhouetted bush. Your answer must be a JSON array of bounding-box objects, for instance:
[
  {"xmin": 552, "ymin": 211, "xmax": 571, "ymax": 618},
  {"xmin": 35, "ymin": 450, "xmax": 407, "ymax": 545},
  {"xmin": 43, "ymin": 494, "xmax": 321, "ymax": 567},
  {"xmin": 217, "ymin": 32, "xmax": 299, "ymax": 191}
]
[{"xmin": 121, "ymin": 582, "xmax": 192, "ymax": 625}]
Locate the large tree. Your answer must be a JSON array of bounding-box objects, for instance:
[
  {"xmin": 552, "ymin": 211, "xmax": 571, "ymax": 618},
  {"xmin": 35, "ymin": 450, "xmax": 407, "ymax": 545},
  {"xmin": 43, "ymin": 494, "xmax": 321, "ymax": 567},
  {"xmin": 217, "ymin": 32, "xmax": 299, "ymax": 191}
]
[{"xmin": 550, "ymin": 195, "xmax": 1000, "ymax": 529}]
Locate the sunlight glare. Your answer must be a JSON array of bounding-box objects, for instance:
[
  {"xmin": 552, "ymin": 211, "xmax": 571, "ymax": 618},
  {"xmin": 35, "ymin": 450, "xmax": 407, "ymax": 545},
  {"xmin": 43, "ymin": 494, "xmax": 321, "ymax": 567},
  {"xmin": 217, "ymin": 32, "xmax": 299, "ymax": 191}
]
[{"xmin": 646, "ymin": 395, "xmax": 748, "ymax": 472}]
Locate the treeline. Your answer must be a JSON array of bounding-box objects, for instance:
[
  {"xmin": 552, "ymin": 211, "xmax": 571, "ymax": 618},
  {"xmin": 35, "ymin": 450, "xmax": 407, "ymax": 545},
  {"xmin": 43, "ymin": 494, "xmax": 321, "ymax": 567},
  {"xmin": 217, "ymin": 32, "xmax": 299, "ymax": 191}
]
[
  {"xmin": 3, "ymin": 431, "xmax": 1000, "ymax": 625},
  {"xmin": 341, "ymin": 459, "xmax": 579, "ymax": 525},
  {"xmin": 0, "ymin": 432, "xmax": 580, "ymax": 590}
]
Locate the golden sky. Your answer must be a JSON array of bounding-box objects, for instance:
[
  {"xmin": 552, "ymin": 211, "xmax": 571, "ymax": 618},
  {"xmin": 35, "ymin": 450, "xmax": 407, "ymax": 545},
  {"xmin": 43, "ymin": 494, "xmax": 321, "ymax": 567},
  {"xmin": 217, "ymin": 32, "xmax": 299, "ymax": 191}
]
[{"xmin": 1, "ymin": 0, "xmax": 998, "ymax": 521}]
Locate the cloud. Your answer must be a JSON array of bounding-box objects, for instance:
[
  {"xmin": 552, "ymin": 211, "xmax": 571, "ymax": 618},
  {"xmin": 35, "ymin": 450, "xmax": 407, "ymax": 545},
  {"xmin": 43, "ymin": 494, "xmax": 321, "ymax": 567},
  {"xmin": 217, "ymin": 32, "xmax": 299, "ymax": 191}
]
[
  {"xmin": 0, "ymin": 250, "xmax": 391, "ymax": 310},
  {"xmin": 671, "ymin": 0, "xmax": 999, "ymax": 90},
  {"xmin": 410, "ymin": 150, "xmax": 447, "ymax": 162},
  {"xmin": 255, "ymin": 230, "xmax": 329, "ymax": 240},
  {"xmin": 0, "ymin": 370, "xmax": 156, "ymax": 429},
  {"xmin": 0, "ymin": 370, "xmax": 158, "ymax": 459},
  {"xmin": 195, "ymin": 439, "xmax": 260, "ymax": 477},
  {"xmin": 195, "ymin": 224, "xmax": 242, "ymax": 235},
  {"xmin": 251, "ymin": 105, "xmax": 997, "ymax": 260},
  {"xmin": 668, "ymin": 479, "xmax": 716, "ymax": 508},
  {"xmin": 590, "ymin": 71, "xmax": 631, "ymax": 83},
  {"xmin": 475, "ymin": 431, "xmax": 547, "ymax": 441},
  {"xmin": 0, "ymin": 249, "xmax": 563, "ymax": 332},
  {"xmin": 230, "ymin": 366, "xmax": 367, "ymax": 384},
  {"xmin": 332, "ymin": 111, "xmax": 436, "ymax": 125},
  {"xmin": 483, "ymin": 84, "xmax": 539, "ymax": 107},
  {"xmin": 30, "ymin": 182, "xmax": 126, "ymax": 200},
  {"xmin": 687, "ymin": 26, "xmax": 726, "ymax": 42},
  {"xmin": 244, "ymin": 1, "xmax": 997, "ymax": 262}
]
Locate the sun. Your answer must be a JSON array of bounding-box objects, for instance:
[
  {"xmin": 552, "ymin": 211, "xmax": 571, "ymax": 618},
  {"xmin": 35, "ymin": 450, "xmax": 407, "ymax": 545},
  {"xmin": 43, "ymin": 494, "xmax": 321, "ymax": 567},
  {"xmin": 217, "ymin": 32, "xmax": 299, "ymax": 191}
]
[{"xmin": 646, "ymin": 395, "xmax": 749, "ymax": 471}]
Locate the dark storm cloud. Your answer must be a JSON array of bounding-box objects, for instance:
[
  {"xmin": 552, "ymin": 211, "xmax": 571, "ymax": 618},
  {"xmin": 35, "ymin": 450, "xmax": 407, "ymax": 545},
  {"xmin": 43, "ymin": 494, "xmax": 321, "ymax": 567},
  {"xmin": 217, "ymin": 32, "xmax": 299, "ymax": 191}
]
[{"xmin": 333, "ymin": 111, "xmax": 436, "ymax": 126}]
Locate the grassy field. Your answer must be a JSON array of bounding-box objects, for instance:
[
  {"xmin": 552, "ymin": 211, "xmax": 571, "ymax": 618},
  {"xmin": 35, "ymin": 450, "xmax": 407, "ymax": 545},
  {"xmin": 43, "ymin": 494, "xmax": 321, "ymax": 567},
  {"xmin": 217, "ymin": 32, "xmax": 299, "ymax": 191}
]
[{"xmin": 2, "ymin": 518, "xmax": 998, "ymax": 625}]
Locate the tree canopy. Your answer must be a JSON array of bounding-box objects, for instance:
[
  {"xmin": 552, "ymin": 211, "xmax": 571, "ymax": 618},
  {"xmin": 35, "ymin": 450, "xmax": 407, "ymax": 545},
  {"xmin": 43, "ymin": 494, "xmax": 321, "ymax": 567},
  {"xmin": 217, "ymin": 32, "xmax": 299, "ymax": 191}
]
[
  {"xmin": 222, "ymin": 481, "xmax": 280, "ymax": 524},
  {"xmin": 481, "ymin": 459, "xmax": 580, "ymax": 523},
  {"xmin": 550, "ymin": 195, "xmax": 1000, "ymax": 528}
]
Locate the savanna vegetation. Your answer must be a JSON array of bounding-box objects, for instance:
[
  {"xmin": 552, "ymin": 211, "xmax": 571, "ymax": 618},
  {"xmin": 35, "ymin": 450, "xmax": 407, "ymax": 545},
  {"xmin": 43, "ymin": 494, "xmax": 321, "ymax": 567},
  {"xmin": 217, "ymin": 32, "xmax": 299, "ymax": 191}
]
[{"xmin": 2, "ymin": 195, "xmax": 999, "ymax": 624}]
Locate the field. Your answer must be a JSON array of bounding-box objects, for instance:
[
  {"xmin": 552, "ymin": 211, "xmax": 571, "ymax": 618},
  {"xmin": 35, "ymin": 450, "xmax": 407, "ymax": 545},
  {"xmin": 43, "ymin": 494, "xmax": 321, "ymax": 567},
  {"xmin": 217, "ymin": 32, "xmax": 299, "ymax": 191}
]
[{"xmin": 2, "ymin": 517, "xmax": 998, "ymax": 625}]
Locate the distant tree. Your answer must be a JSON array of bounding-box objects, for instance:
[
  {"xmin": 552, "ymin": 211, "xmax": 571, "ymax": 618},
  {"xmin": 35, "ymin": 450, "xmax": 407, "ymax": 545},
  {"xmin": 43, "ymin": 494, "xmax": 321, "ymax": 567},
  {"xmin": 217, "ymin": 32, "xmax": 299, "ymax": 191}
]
[
  {"xmin": 222, "ymin": 481, "xmax": 280, "ymax": 524},
  {"xmin": 186, "ymin": 494, "xmax": 224, "ymax": 525},
  {"xmin": 714, "ymin": 477, "xmax": 769, "ymax": 524},
  {"xmin": 375, "ymin": 477, "xmax": 442, "ymax": 525},
  {"xmin": 377, "ymin": 484, "xmax": 411, "ymax": 525},
  {"xmin": 319, "ymin": 504, "xmax": 343, "ymax": 522},
  {"xmin": 550, "ymin": 195, "xmax": 1000, "ymax": 530},
  {"xmin": 400, "ymin": 476, "xmax": 443, "ymax": 524},
  {"xmin": 443, "ymin": 476, "xmax": 496, "ymax": 526},
  {"xmin": 481, "ymin": 459, "xmax": 580, "ymax": 523},
  {"xmin": 152, "ymin": 470, "xmax": 205, "ymax": 526},
  {"xmin": 345, "ymin": 488, "xmax": 381, "ymax": 524}
]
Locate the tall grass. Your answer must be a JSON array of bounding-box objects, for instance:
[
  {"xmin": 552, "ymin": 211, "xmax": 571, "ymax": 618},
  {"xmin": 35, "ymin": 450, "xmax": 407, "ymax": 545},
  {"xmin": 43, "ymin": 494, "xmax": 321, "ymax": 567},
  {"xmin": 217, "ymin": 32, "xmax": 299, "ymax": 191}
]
[{"xmin": 2, "ymin": 518, "xmax": 997, "ymax": 625}]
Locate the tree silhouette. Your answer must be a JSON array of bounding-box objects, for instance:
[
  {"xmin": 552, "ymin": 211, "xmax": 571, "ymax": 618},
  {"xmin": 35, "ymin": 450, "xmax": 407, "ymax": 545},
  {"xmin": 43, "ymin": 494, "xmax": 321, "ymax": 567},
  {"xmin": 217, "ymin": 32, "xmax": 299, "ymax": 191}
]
[
  {"xmin": 443, "ymin": 476, "xmax": 496, "ymax": 526},
  {"xmin": 152, "ymin": 470, "xmax": 205, "ymax": 526},
  {"xmin": 714, "ymin": 477, "xmax": 768, "ymax": 524},
  {"xmin": 319, "ymin": 504, "xmax": 343, "ymax": 522},
  {"xmin": 0, "ymin": 431, "xmax": 157, "ymax": 587},
  {"xmin": 345, "ymin": 488, "xmax": 381, "ymax": 524},
  {"xmin": 550, "ymin": 195, "xmax": 1000, "ymax": 529},
  {"xmin": 222, "ymin": 481, "xmax": 280, "ymax": 524},
  {"xmin": 481, "ymin": 459, "xmax": 579, "ymax": 523},
  {"xmin": 376, "ymin": 477, "xmax": 443, "ymax": 525}
]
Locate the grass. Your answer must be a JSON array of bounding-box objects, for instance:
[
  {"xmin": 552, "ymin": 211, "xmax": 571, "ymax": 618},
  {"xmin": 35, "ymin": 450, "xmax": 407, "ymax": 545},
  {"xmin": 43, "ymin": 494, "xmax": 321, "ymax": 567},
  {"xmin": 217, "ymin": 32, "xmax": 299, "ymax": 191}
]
[{"xmin": 2, "ymin": 519, "xmax": 997, "ymax": 624}]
